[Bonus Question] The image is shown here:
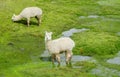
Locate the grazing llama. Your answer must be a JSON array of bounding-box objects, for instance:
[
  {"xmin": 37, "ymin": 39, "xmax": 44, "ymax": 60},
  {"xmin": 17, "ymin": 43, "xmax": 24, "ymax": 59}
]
[{"xmin": 12, "ymin": 7, "xmax": 42, "ymax": 27}]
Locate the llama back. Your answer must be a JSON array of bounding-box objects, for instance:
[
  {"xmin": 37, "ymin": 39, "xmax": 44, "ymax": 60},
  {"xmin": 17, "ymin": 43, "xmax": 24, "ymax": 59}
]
[
  {"xmin": 57, "ymin": 37, "xmax": 75, "ymax": 50},
  {"xmin": 47, "ymin": 37, "xmax": 75, "ymax": 54},
  {"xmin": 20, "ymin": 7, "xmax": 42, "ymax": 18}
]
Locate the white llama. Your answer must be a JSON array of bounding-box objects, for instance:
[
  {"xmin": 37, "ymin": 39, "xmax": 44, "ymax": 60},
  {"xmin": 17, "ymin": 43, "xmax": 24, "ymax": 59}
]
[{"xmin": 45, "ymin": 31, "xmax": 75, "ymax": 67}]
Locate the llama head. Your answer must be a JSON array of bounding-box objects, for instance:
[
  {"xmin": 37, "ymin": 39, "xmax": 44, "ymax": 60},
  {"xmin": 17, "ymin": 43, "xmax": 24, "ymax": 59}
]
[
  {"xmin": 11, "ymin": 14, "xmax": 19, "ymax": 21},
  {"xmin": 45, "ymin": 31, "xmax": 53, "ymax": 41}
]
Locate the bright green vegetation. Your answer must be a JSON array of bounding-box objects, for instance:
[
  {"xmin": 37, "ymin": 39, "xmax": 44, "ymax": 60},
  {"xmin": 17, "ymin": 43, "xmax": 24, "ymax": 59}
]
[{"xmin": 0, "ymin": 0, "xmax": 120, "ymax": 77}]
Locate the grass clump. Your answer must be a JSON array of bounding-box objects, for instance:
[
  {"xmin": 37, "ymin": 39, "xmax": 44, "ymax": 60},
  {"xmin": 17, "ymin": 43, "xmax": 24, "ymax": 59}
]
[
  {"xmin": 74, "ymin": 61, "xmax": 96, "ymax": 72},
  {"xmin": 73, "ymin": 31, "xmax": 120, "ymax": 56}
]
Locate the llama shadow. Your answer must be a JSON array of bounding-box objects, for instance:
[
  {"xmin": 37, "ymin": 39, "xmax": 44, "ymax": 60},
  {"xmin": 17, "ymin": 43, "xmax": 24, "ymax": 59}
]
[
  {"xmin": 13, "ymin": 20, "xmax": 39, "ymax": 26},
  {"xmin": 40, "ymin": 56, "xmax": 51, "ymax": 61}
]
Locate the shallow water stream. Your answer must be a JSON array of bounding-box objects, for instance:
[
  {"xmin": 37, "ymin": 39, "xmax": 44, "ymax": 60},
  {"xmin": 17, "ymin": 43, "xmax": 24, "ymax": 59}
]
[{"xmin": 62, "ymin": 28, "xmax": 89, "ymax": 37}]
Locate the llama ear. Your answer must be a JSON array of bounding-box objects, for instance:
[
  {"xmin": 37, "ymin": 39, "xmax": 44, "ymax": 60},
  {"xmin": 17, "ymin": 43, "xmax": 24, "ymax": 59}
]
[{"xmin": 45, "ymin": 31, "xmax": 48, "ymax": 35}]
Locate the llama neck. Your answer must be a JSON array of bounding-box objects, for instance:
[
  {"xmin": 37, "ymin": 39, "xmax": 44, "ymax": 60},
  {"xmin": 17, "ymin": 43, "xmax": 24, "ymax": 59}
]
[
  {"xmin": 45, "ymin": 37, "xmax": 52, "ymax": 45},
  {"xmin": 45, "ymin": 40, "xmax": 51, "ymax": 45},
  {"xmin": 45, "ymin": 40, "xmax": 52, "ymax": 50}
]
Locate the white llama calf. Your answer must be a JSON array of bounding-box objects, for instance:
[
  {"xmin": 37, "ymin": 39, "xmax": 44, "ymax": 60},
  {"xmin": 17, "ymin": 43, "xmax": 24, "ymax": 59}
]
[
  {"xmin": 12, "ymin": 7, "xmax": 42, "ymax": 27},
  {"xmin": 45, "ymin": 31, "xmax": 75, "ymax": 67}
]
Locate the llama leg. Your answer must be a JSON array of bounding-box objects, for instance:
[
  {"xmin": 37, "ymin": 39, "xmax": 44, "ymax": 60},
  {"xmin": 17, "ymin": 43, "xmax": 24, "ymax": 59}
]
[
  {"xmin": 39, "ymin": 16, "xmax": 42, "ymax": 26},
  {"xmin": 27, "ymin": 18, "xmax": 30, "ymax": 27},
  {"xmin": 35, "ymin": 15, "xmax": 41, "ymax": 26},
  {"xmin": 65, "ymin": 51, "xmax": 69, "ymax": 65},
  {"xmin": 55, "ymin": 54, "xmax": 60, "ymax": 67},
  {"xmin": 51, "ymin": 54, "xmax": 55, "ymax": 67},
  {"xmin": 65, "ymin": 50, "xmax": 72, "ymax": 66}
]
